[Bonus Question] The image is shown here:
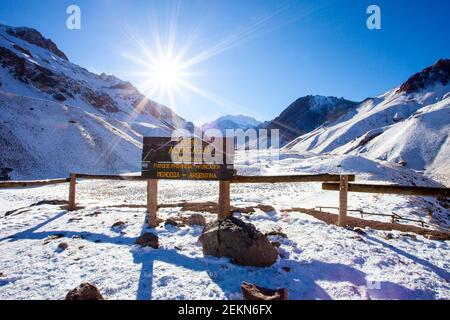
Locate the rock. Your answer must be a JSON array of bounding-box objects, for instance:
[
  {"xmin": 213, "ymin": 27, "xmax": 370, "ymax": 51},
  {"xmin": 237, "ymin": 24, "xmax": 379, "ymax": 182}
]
[
  {"xmin": 57, "ymin": 242, "xmax": 68, "ymax": 251},
  {"xmin": 186, "ymin": 214, "xmax": 206, "ymax": 226},
  {"xmin": 402, "ymin": 233, "xmax": 417, "ymax": 240},
  {"xmin": 165, "ymin": 218, "xmax": 180, "ymax": 227},
  {"xmin": 265, "ymin": 229, "xmax": 288, "ymax": 239},
  {"xmin": 0, "ymin": 272, "xmax": 4, "ymax": 277},
  {"xmin": 384, "ymin": 233, "xmax": 394, "ymax": 240},
  {"xmin": 199, "ymin": 217, "xmax": 278, "ymax": 267},
  {"xmin": 65, "ymin": 283, "xmax": 103, "ymax": 300},
  {"xmin": 134, "ymin": 232, "xmax": 159, "ymax": 249},
  {"xmin": 241, "ymin": 282, "xmax": 288, "ymax": 300},
  {"xmin": 352, "ymin": 228, "xmax": 367, "ymax": 236},
  {"xmin": 111, "ymin": 221, "xmax": 126, "ymax": 229},
  {"xmin": 282, "ymin": 267, "xmax": 291, "ymax": 273}
]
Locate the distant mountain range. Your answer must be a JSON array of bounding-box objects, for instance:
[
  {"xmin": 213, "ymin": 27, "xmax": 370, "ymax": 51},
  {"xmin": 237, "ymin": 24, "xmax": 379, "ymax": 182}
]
[
  {"xmin": 200, "ymin": 115, "xmax": 261, "ymax": 135},
  {"xmin": 0, "ymin": 24, "xmax": 193, "ymax": 179},
  {"xmin": 286, "ymin": 59, "xmax": 450, "ymax": 185},
  {"xmin": 258, "ymin": 95, "xmax": 358, "ymax": 146}
]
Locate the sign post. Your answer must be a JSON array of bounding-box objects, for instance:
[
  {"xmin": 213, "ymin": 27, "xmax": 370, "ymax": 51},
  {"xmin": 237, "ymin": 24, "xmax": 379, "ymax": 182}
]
[
  {"xmin": 147, "ymin": 179, "xmax": 158, "ymax": 228},
  {"xmin": 141, "ymin": 136, "xmax": 235, "ymax": 223}
]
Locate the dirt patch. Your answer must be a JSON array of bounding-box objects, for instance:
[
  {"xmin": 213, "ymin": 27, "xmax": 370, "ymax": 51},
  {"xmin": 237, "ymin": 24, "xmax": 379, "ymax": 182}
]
[
  {"xmin": 283, "ymin": 208, "xmax": 450, "ymax": 241},
  {"xmin": 5, "ymin": 199, "xmax": 68, "ymax": 216},
  {"xmin": 105, "ymin": 202, "xmax": 275, "ymax": 215}
]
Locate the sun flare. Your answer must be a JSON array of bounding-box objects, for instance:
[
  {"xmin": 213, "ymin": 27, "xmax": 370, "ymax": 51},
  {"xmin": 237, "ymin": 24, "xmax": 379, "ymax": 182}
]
[{"xmin": 150, "ymin": 59, "xmax": 182, "ymax": 88}]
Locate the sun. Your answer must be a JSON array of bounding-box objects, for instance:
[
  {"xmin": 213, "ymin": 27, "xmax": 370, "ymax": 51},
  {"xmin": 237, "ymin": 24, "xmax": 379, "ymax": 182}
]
[{"xmin": 151, "ymin": 59, "xmax": 182, "ymax": 88}]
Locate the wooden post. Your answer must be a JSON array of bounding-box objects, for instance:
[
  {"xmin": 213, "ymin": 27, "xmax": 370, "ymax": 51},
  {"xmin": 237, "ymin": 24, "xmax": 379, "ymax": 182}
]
[
  {"xmin": 338, "ymin": 175, "xmax": 348, "ymax": 227},
  {"xmin": 218, "ymin": 180, "xmax": 231, "ymax": 220},
  {"xmin": 147, "ymin": 179, "xmax": 158, "ymax": 228},
  {"xmin": 68, "ymin": 173, "xmax": 76, "ymax": 211}
]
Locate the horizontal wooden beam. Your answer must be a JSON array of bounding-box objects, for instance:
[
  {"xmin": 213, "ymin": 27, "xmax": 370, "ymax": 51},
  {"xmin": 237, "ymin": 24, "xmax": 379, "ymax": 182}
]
[
  {"xmin": 0, "ymin": 178, "xmax": 70, "ymax": 189},
  {"xmin": 322, "ymin": 183, "xmax": 450, "ymax": 197},
  {"xmin": 231, "ymin": 174, "xmax": 355, "ymax": 184},
  {"xmin": 73, "ymin": 174, "xmax": 145, "ymax": 181}
]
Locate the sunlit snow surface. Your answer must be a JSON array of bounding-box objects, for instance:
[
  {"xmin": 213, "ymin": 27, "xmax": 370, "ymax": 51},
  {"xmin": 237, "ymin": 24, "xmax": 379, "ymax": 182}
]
[{"xmin": 0, "ymin": 151, "xmax": 449, "ymax": 300}]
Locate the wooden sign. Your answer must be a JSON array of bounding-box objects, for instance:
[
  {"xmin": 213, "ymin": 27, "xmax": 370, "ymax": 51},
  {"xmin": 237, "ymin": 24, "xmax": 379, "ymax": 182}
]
[{"xmin": 141, "ymin": 137, "xmax": 235, "ymax": 181}]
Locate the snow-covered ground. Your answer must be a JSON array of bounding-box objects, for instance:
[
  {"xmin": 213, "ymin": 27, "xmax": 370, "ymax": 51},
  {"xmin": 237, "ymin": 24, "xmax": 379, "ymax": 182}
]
[{"xmin": 0, "ymin": 151, "xmax": 449, "ymax": 300}]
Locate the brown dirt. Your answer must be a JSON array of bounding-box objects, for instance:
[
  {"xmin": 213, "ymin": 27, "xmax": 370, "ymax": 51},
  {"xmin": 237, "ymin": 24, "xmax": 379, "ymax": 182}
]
[{"xmin": 283, "ymin": 207, "xmax": 450, "ymax": 241}]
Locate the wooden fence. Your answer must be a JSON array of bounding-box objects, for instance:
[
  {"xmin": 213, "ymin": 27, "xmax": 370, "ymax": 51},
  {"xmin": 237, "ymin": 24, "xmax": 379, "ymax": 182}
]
[{"xmin": 1, "ymin": 173, "xmax": 449, "ymax": 230}]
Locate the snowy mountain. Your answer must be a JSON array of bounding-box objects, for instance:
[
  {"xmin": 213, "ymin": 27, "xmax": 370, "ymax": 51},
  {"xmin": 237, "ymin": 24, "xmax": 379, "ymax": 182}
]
[
  {"xmin": 259, "ymin": 95, "xmax": 358, "ymax": 146},
  {"xmin": 0, "ymin": 24, "xmax": 194, "ymax": 180},
  {"xmin": 286, "ymin": 59, "xmax": 450, "ymax": 185},
  {"xmin": 200, "ymin": 115, "xmax": 261, "ymax": 135}
]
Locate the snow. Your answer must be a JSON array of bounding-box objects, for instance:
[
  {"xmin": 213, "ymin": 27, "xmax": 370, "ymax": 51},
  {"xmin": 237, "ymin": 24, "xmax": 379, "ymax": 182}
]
[
  {"xmin": 0, "ymin": 24, "xmax": 193, "ymax": 180},
  {"xmin": 1, "ymin": 151, "xmax": 449, "ymax": 300},
  {"xmin": 287, "ymin": 84, "xmax": 450, "ymax": 186}
]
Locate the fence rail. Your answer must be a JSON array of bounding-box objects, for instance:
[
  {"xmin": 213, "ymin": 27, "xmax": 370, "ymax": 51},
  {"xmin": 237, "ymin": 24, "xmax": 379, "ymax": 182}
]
[
  {"xmin": 322, "ymin": 182, "xmax": 450, "ymax": 197},
  {"xmin": 0, "ymin": 178, "xmax": 70, "ymax": 188},
  {"xmin": 1, "ymin": 173, "xmax": 449, "ymax": 233}
]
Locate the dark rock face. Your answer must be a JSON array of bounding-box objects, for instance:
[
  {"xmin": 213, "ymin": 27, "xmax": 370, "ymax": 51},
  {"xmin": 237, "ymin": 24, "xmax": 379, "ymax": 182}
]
[
  {"xmin": 199, "ymin": 217, "xmax": 278, "ymax": 267},
  {"xmin": 398, "ymin": 59, "xmax": 450, "ymax": 94},
  {"xmin": 7, "ymin": 27, "xmax": 68, "ymax": 61},
  {"xmin": 65, "ymin": 283, "xmax": 103, "ymax": 300},
  {"xmin": 241, "ymin": 282, "xmax": 288, "ymax": 300},
  {"xmin": 259, "ymin": 95, "xmax": 358, "ymax": 146},
  {"xmin": 82, "ymin": 90, "xmax": 119, "ymax": 113},
  {"xmin": 0, "ymin": 167, "xmax": 13, "ymax": 181},
  {"xmin": 134, "ymin": 232, "xmax": 159, "ymax": 248}
]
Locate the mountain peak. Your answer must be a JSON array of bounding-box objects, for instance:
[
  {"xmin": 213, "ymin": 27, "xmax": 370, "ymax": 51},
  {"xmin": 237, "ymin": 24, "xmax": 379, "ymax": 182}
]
[
  {"xmin": 4, "ymin": 25, "xmax": 68, "ymax": 61},
  {"xmin": 397, "ymin": 58, "xmax": 450, "ymax": 94},
  {"xmin": 201, "ymin": 114, "xmax": 261, "ymax": 134}
]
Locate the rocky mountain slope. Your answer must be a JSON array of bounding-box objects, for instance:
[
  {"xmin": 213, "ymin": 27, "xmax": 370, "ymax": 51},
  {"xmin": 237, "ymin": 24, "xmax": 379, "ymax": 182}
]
[
  {"xmin": 286, "ymin": 59, "xmax": 450, "ymax": 185},
  {"xmin": 0, "ymin": 24, "xmax": 194, "ymax": 180},
  {"xmin": 258, "ymin": 95, "xmax": 358, "ymax": 146}
]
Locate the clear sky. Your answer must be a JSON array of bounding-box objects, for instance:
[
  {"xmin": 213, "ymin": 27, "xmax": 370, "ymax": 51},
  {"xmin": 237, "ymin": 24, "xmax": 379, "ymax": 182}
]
[{"xmin": 1, "ymin": 0, "xmax": 449, "ymax": 125}]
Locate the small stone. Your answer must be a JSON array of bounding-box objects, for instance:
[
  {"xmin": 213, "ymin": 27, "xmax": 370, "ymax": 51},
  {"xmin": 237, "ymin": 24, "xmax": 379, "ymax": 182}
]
[
  {"xmin": 111, "ymin": 221, "xmax": 126, "ymax": 229},
  {"xmin": 165, "ymin": 218, "xmax": 180, "ymax": 227},
  {"xmin": 384, "ymin": 233, "xmax": 394, "ymax": 240},
  {"xmin": 352, "ymin": 228, "xmax": 367, "ymax": 236},
  {"xmin": 57, "ymin": 242, "xmax": 68, "ymax": 251},
  {"xmin": 0, "ymin": 272, "xmax": 4, "ymax": 277},
  {"xmin": 65, "ymin": 283, "xmax": 103, "ymax": 300},
  {"xmin": 265, "ymin": 229, "xmax": 288, "ymax": 238},
  {"xmin": 241, "ymin": 282, "xmax": 288, "ymax": 300},
  {"xmin": 282, "ymin": 266, "xmax": 291, "ymax": 273},
  {"xmin": 134, "ymin": 232, "xmax": 159, "ymax": 249},
  {"xmin": 68, "ymin": 217, "xmax": 82, "ymax": 223},
  {"xmin": 402, "ymin": 233, "xmax": 417, "ymax": 240}
]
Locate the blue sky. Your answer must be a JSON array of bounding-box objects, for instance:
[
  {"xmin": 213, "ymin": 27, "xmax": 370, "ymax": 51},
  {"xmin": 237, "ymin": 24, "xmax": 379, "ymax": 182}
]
[{"xmin": 1, "ymin": 0, "xmax": 449, "ymax": 124}]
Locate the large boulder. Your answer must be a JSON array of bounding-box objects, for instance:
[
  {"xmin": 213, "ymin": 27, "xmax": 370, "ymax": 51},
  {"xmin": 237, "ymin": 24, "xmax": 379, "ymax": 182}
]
[
  {"xmin": 199, "ymin": 217, "xmax": 277, "ymax": 267},
  {"xmin": 65, "ymin": 283, "xmax": 103, "ymax": 300}
]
